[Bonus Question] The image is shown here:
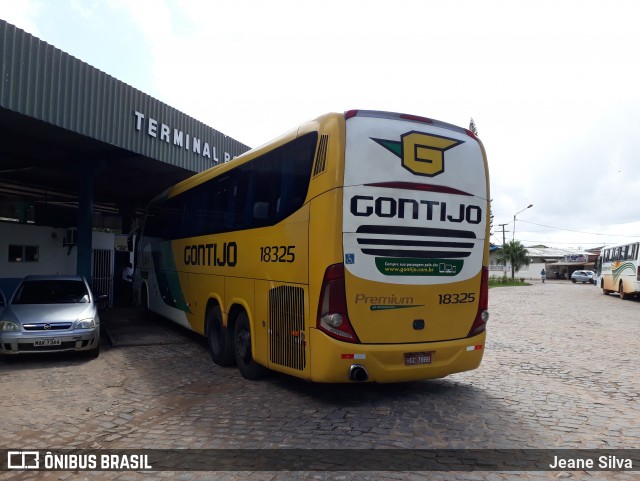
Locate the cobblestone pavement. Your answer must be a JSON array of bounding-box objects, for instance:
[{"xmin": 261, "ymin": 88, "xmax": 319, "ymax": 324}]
[{"xmin": 1, "ymin": 281, "xmax": 639, "ymax": 480}]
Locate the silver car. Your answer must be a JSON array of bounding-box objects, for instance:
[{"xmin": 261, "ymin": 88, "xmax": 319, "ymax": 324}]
[
  {"xmin": 0, "ymin": 275, "xmax": 102, "ymax": 357},
  {"xmin": 571, "ymin": 270, "xmax": 595, "ymax": 284}
]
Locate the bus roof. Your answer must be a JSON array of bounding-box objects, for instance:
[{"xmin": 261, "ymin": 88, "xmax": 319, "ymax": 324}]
[
  {"xmin": 147, "ymin": 110, "xmax": 480, "ymax": 206},
  {"xmin": 148, "ymin": 112, "xmax": 343, "ymax": 205}
]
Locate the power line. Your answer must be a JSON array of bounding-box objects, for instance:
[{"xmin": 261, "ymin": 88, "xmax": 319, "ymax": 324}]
[
  {"xmin": 516, "ymin": 219, "xmax": 640, "ymax": 238},
  {"xmin": 496, "ymin": 223, "xmax": 509, "ymax": 246}
]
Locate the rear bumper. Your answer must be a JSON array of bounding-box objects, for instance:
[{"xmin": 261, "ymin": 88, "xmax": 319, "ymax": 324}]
[
  {"xmin": 308, "ymin": 328, "xmax": 486, "ymax": 383},
  {"xmin": 0, "ymin": 330, "xmax": 100, "ymax": 354}
]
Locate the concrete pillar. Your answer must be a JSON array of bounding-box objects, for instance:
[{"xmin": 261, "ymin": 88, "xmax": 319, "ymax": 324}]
[{"xmin": 76, "ymin": 161, "xmax": 105, "ymax": 284}]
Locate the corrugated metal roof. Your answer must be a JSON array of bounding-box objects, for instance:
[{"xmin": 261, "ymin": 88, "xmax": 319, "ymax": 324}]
[
  {"xmin": 492, "ymin": 245, "xmax": 592, "ymax": 258},
  {"xmin": 523, "ymin": 246, "xmax": 592, "ymax": 258},
  {"xmin": 0, "ymin": 20, "xmax": 250, "ymax": 173}
]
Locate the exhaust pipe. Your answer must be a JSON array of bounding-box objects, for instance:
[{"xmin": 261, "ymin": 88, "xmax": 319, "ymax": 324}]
[{"xmin": 348, "ymin": 364, "xmax": 369, "ymax": 382}]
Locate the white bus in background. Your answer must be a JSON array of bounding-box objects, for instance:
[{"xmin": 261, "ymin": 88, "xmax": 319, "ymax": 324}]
[{"xmin": 599, "ymin": 242, "xmax": 640, "ymax": 299}]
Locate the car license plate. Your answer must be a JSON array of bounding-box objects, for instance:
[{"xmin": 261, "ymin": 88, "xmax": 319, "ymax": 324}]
[
  {"xmin": 404, "ymin": 351, "xmax": 432, "ymax": 366},
  {"xmin": 34, "ymin": 338, "xmax": 61, "ymax": 347}
]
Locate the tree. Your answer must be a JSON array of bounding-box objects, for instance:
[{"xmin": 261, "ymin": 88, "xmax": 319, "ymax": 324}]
[
  {"xmin": 497, "ymin": 241, "xmax": 531, "ymax": 279},
  {"xmin": 489, "ymin": 199, "xmax": 494, "ymax": 238},
  {"xmin": 469, "ymin": 117, "xmax": 478, "ymax": 136}
]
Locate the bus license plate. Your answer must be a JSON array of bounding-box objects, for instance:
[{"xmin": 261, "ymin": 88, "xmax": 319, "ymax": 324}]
[
  {"xmin": 35, "ymin": 338, "xmax": 61, "ymax": 347},
  {"xmin": 404, "ymin": 351, "xmax": 432, "ymax": 366}
]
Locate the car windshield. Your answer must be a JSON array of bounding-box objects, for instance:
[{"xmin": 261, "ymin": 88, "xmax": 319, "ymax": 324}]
[{"xmin": 13, "ymin": 280, "xmax": 89, "ymax": 304}]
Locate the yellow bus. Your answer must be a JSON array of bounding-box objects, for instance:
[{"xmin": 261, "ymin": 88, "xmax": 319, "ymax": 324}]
[
  {"xmin": 133, "ymin": 110, "xmax": 490, "ymax": 383},
  {"xmin": 599, "ymin": 241, "xmax": 640, "ymax": 299}
]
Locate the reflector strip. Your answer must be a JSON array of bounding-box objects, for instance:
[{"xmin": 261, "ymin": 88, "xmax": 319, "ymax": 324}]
[{"xmin": 341, "ymin": 353, "xmax": 366, "ymax": 359}]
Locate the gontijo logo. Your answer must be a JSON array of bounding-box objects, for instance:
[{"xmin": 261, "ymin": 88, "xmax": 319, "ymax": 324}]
[{"xmin": 372, "ymin": 131, "xmax": 464, "ymax": 177}]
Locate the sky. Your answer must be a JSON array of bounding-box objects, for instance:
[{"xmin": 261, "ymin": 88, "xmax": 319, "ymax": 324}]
[{"xmin": 3, "ymin": 0, "xmax": 640, "ymax": 249}]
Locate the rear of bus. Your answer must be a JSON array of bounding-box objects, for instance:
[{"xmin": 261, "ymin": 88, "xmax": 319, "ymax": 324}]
[{"xmin": 309, "ymin": 110, "xmax": 490, "ymax": 383}]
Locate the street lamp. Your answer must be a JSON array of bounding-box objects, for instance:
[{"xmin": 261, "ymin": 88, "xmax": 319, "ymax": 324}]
[{"xmin": 512, "ymin": 204, "xmax": 533, "ymax": 241}]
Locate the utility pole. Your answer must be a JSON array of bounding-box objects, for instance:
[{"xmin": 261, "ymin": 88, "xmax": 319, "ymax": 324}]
[{"xmin": 497, "ymin": 223, "xmax": 510, "ymax": 246}]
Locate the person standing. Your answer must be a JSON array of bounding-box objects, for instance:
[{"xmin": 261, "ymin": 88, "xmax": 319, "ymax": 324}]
[
  {"xmin": 540, "ymin": 268, "xmax": 546, "ymax": 284},
  {"xmin": 121, "ymin": 262, "xmax": 133, "ymax": 305}
]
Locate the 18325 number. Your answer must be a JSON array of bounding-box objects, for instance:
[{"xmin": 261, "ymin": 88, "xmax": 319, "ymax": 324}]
[
  {"xmin": 438, "ymin": 292, "xmax": 476, "ymax": 304},
  {"xmin": 260, "ymin": 245, "xmax": 295, "ymax": 263}
]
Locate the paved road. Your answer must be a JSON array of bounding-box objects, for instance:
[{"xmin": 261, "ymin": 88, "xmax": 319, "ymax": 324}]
[{"xmin": 1, "ymin": 281, "xmax": 638, "ymax": 480}]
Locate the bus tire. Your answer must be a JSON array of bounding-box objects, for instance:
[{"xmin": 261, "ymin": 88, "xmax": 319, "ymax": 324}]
[
  {"xmin": 206, "ymin": 305, "xmax": 235, "ymax": 366},
  {"xmin": 619, "ymin": 282, "xmax": 627, "ymax": 300},
  {"xmin": 140, "ymin": 286, "xmax": 152, "ymax": 320},
  {"xmin": 233, "ymin": 312, "xmax": 267, "ymax": 380},
  {"xmin": 141, "ymin": 286, "xmax": 148, "ymax": 309}
]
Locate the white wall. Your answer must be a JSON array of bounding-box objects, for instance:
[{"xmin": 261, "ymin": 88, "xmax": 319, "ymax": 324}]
[
  {"xmin": 488, "ymin": 260, "xmax": 546, "ymax": 280},
  {"xmin": 0, "ymin": 222, "xmax": 116, "ymax": 291},
  {"xmin": 93, "ymin": 231, "xmax": 117, "ymax": 251},
  {"xmin": 0, "ymin": 223, "xmax": 76, "ymax": 277},
  {"xmin": 514, "ymin": 261, "xmax": 546, "ymax": 280}
]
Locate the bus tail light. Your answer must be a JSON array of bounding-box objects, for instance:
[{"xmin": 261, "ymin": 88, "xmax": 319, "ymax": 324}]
[
  {"xmin": 317, "ymin": 263, "xmax": 360, "ymax": 343},
  {"xmin": 465, "ymin": 128, "xmax": 479, "ymax": 140},
  {"xmin": 468, "ymin": 267, "xmax": 489, "ymax": 337}
]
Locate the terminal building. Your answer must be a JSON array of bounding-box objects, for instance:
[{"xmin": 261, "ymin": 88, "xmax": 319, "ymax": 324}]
[{"xmin": 0, "ymin": 20, "xmax": 251, "ymax": 303}]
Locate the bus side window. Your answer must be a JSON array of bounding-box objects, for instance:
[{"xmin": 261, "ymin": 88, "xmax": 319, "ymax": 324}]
[{"xmin": 253, "ymin": 202, "xmax": 269, "ymax": 220}]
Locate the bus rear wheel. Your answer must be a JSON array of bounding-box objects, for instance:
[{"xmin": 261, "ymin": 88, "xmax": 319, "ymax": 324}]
[
  {"xmin": 234, "ymin": 312, "xmax": 267, "ymax": 380},
  {"xmin": 619, "ymin": 283, "xmax": 627, "ymax": 300},
  {"xmin": 206, "ymin": 305, "xmax": 234, "ymax": 366}
]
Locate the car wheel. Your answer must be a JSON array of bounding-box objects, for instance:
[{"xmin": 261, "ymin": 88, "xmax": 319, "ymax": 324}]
[
  {"xmin": 82, "ymin": 341, "xmax": 100, "ymax": 359},
  {"xmin": 572, "ymin": 278, "xmax": 576, "ymax": 283},
  {"xmin": 206, "ymin": 305, "xmax": 235, "ymax": 366},
  {"xmin": 233, "ymin": 312, "xmax": 267, "ymax": 380}
]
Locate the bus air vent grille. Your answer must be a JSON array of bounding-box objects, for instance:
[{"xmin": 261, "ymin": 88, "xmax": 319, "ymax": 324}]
[
  {"xmin": 312, "ymin": 134, "xmax": 329, "ymax": 176},
  {"xmin": 268, "ymin": 285, "xmax": 306, "ymax": 370},
  {"xmin": 355, "ymin": 225, "xmax": 477, "ymax": 259}
]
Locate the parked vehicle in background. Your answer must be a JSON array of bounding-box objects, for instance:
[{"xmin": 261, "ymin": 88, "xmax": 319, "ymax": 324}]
[
  {"xmin": 571, "ymin": 270, "xmax": 595, "ymax": 284},
  {"xmin": 600, "ymin": 242, "xmax": 640, "ymax": 299},
  {"xmin": 0, "ymin": 275, "xmax": 103, "ymax": 357}
]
